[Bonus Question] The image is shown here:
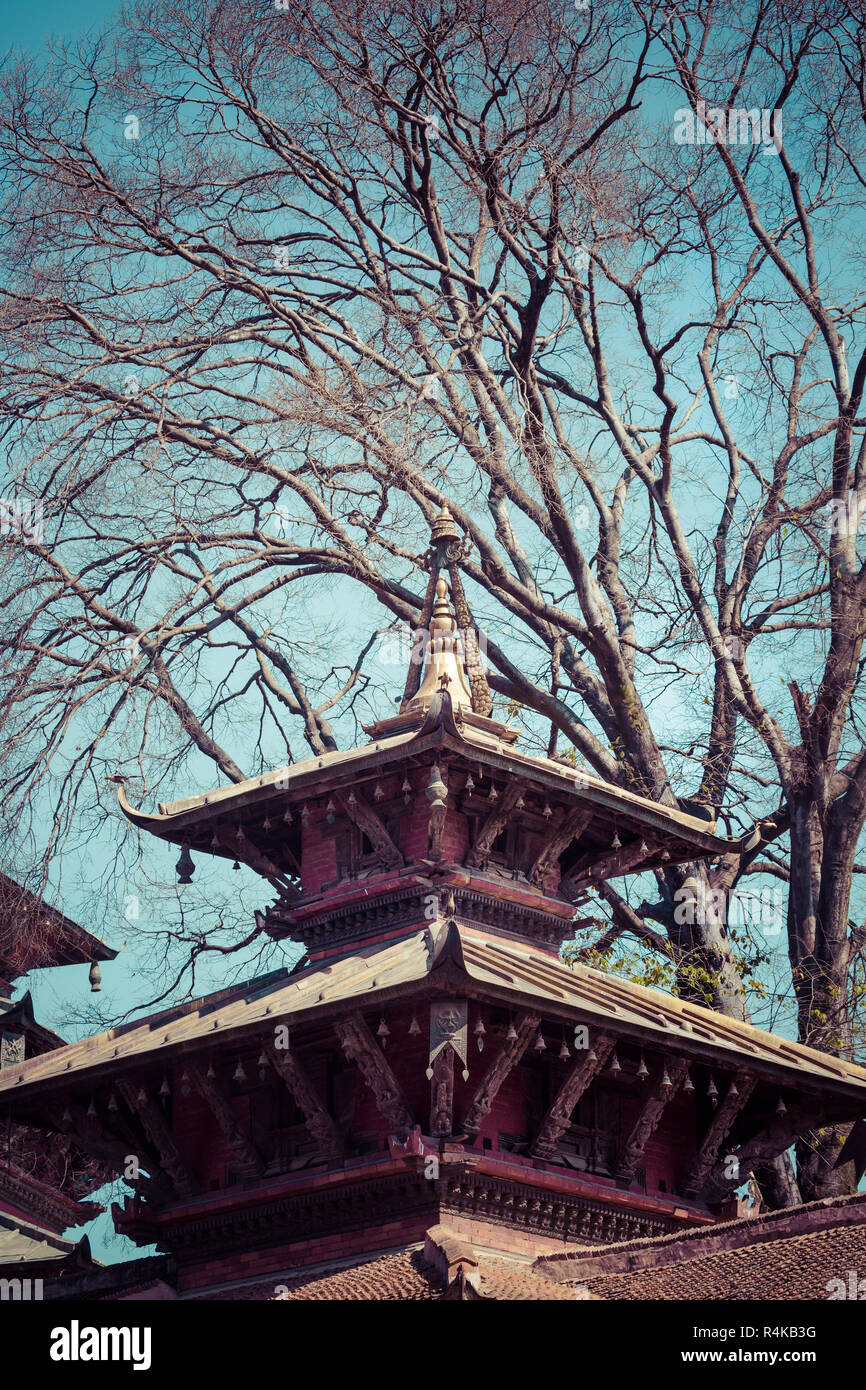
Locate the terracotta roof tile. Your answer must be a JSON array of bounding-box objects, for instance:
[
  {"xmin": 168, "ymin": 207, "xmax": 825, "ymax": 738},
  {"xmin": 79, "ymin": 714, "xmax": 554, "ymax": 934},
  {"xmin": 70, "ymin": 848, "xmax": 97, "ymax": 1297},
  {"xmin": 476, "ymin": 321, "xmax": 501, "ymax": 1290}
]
[
  {"xmin": 579, "ymin": 1222, "xmax": 866, "ymax": 1300},
  {"xmin": 196, "ymin": 1246, "xmax": 591, "ymax": 1300},
  {"xmin": 537, "ymin": 1193, "xmax": 866, "ymax": 1301}
]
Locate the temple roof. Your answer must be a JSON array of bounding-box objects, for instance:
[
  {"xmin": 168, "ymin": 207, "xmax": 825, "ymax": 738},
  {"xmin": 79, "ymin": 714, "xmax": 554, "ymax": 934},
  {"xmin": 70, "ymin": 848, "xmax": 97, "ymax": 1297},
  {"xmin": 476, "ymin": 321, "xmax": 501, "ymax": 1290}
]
[
  {"xmin": 3, "ymin": 920, "xmax": 865, "ymax": 1106},
  {"xmin": 535, "ymin": 1190, "xmax": 866, "ymax": 1300},
  {"xmin": 113, "ymin": 506, "xmax": 753, "ymax": 892},
  {"xmin": 0, "ymin": 872, "xmax": 116, "ymax": 981}
]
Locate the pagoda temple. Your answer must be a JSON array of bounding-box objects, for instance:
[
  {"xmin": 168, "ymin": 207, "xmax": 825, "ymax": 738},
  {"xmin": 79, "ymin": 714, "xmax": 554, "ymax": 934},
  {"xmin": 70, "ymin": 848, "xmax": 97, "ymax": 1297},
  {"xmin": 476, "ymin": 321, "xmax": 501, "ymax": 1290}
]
[
  {"xmin": 2, "ymin": 509, "xmax": 866, "ymax": 1300},
  {"xmin": 0, "ymin": 873, "xmax": 115, "ymax": 1283}
]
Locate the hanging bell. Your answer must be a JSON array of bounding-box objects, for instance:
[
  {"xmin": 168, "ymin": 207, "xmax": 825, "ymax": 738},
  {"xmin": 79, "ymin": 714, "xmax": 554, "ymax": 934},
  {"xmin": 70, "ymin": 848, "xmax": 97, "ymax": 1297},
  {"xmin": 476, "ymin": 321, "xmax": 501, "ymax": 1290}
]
[
  {"xmin": 374, "ymin": 782, "xmax": 385, "ymax": 801},
  {"xmin": 515, "ymin": 794, "xmax": 525, "ymax": 811},
  {"xmin": 232, "ymin": 860, "xmax": 240, "ymax": 871},
  {"xmin": 637, "ymin": 1054, "xmax": 649, "ymax": 1080},
  {"xmin": 206, "ymin": 1062, "xmax": 216, "ymax": 1081},
  {"xmin": 236, "ymin": 824, "xmax": 244, "ymax": 842},
  {"xmin": 262, "ymin": 817, "xmax": 271, "ymax": 832},
  {"xmin": 377, "ymin": 1018, "xmax": 390, "ymax": 1049},
  {"xmin": 488, "ymin": 785, "xmax": 499, "ymax": 801},
  {"xmin": 401, "ymin": 778, "xmax": 412, "ymax": 804},
  {"xmin": 210, "ymin": 831, "xmax": 220, "ymax": 849},
  {"xmin": 176, "ymin": 842, "xmax": 195, "ymax": 884},
  {"xmin": 136, "ymin": 1086, "xmax": 146, "ymax": 1104},
  {"xmin": 61, "ymin": 1106, "xmax": 72, "ymax": 1124},
  {"xmin": 588, "ymin": 1046, "xmax": 598, "ymax": 1062},
  {"xmin": 282, "ymin": 806, "xmax": 293, "ymax": 824},
  {"xmin": 639, "ymin": 841, "xmax": 649, "ymax": 856},
  {"xmin": 474, "ymin": 1018, "xmax": 486, "ymax": 1053},
  {"xmin": 88, "ymin": 962, "xmax": 102, "ymax": 993},
  {"xmin": 729, "ymin": 1079, "xmax": 739, "ymax": 1099},
  {"xmin": 534, "ymin": 1030, "xmax": 546, "ymax": 1052},
  {"xmin": 107, "ymin": 1091, "xmax": 118, "ymax": 1111},
  {"xmin": 464, "ymin": 774, "xmax": 475, "ymax": 794},
  {"xmin": 683, "ymin": 1070, "xmax": 694, "ymax": 1093},
  {"xmin": 159, "ymin": 1075, "xmax": 170, "ymax": 1098},
  {"xmin": 409, "ymin": 1015, "xmax": 421, "ymax": 1036},
  {"xmin": 506, "ymin": 1020, "xmax": 518, "ymax": 1041},
  {"xmin": 325, "ymin": 798, "xmax": 336, "ymax": 823},
  {"xmin": 559, "ymin": 1038, "xmax": 570, "ymax": 1061},
  {"xmin": 776, "ymin": 1094, "xmax": 787, "ymax": 1116},
  {"xmin": 86, "ymin": 1097, "xmax": 97, "ymax": 1117},
  {"xmin": 609, "ymin": 1050, "xmax": 621, "ymax": 1073},
  {"xmin": 232, "ymin": 1059, "xmax": 247, "ymax": 1083},
  {"xmin": 611, "ymin": 831, "xmax": 621, "ymax": 850},
  {"xmin": 257, "ymin": 1049, "xmax": 269, "ymax": 1080},
  {"xmin": 426, "ymin": 767, "xmax": 448, "ymax": 812},
  {"xmin": 542, "ymin": 802, "xmax": 553, "ymax": 818},
  {"xmin": 707, "ymin": 1076, "xmax": 719, "ymax": 1106},
  {"xmin": 661, "ymin": 1067, "xmax": 672, "ymax": 1089},
  {"xmin": 301, "ymin": 804, "xmax": 310, "ymax": 823}
]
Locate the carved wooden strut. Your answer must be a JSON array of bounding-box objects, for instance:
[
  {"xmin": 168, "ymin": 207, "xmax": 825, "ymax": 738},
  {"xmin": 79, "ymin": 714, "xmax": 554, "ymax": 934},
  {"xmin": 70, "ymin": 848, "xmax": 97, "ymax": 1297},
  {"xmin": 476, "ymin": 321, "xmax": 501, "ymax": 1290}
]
[
  {"xmin": 615, "ymin": 1058, "xmax": 688, "ymax": 1184},
  {"xmin": 334, "ymin": 1013, "xmax": 414, "ymax": 1138},
  {"xmin": 462, "ymin": 1013, "xmax": 540, "ymax": 1139},
  {"xmin": 530, "ymin": 1033, "xmax": 616, "ymax": 1160},
  {"xmin": 269, "ymin": 1045, "xmax": 343, "ymax": 1160}
]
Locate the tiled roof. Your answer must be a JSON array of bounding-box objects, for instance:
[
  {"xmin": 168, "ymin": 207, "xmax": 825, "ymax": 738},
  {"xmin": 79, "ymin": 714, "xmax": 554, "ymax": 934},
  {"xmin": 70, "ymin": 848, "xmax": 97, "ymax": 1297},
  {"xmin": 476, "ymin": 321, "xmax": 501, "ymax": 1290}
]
[
  {"xmin": 0, "ymin": 1212, "xmax": 77, "ymax": 1265},
  {"xmin": 535, "ymin": 1191, "xmax": 866, "ymax": 1301},
  {"xmin": 0, "ymin": 871, "xmax": 116, "ymax": 978},
  {"xmin": 194, "ymin": 1244, "xmax": 585, "ymax": 1300},
  {"xmin": 3, "ymin": 921, "xmax": 865, "ymax": 1103},
  {"xmin": 116, "ymin": 702, "xmax": 730, "ymax": 857}
]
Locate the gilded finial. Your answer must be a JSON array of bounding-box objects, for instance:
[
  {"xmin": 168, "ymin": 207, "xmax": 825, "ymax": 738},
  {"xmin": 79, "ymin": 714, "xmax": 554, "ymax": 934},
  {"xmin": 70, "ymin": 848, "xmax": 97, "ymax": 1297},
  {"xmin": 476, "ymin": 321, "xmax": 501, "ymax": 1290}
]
[{"xmin": 430, "ymin": 503, "xmax": 459, "ymax": 546}]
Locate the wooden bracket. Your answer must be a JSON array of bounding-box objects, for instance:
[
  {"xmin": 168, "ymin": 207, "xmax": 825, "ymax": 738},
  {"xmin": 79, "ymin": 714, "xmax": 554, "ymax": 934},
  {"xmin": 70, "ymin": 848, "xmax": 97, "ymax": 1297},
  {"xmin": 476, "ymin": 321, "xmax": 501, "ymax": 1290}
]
[{"xmin": 530, "ymin": 1033, "xmax": 616, "ymax": 1160}]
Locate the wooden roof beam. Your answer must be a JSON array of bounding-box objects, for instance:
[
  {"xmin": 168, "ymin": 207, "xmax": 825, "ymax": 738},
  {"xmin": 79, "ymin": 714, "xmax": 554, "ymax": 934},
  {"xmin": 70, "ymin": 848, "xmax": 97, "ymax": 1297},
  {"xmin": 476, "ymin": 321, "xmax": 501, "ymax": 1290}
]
[
  {"xmin": 189, "ymin": 1064, "xmax": 265, "ymax": 1177},
  {"xmin": 117, "ymin": 1080, "xmax": 199, "ymax": 1198},
  {"xmin": 336, "ymin": 792, "xmax": 403, "ymax": 870},
  {"xmin": 44, "ymin": 1101, "xmax": 171, "ymax": 1203},
  {"xmin": 467, "ymin": 782, "xmax": 523, "ymax": 868},
  {"xmin": 528, "ymin": 808, "xmax": 592, "ymax": 887},
  {"xmin": 559, "ymin": 838, "xmax": 662, "ymax": 897},
  {"xmin": 681, "ymin": 1072, "xmax": 756, "ymax": 1199}
]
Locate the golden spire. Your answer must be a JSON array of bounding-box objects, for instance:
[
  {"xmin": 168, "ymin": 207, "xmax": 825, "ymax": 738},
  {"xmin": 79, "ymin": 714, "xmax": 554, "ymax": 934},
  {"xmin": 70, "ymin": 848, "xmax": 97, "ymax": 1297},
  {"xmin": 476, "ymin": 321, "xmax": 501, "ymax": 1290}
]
[{"xmin": 404, "ymin": 577, "xmax": 474, "ymax": 714}]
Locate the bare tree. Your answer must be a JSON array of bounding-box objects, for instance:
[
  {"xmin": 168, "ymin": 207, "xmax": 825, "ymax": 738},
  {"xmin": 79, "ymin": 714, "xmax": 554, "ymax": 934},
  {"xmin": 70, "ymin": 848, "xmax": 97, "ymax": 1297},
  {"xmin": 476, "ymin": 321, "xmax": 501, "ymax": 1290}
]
[{"xmin": 0, "ymin": 0, "xmax": 864, "ymax": 1201}]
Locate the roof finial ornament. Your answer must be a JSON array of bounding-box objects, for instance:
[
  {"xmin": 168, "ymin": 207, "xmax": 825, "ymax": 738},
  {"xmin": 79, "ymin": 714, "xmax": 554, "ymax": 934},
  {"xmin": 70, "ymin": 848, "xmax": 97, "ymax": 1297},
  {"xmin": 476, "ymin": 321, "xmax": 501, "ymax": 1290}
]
[{"xmin": 399, "ymin": 505, "xmax": 493, "ymax": 716}]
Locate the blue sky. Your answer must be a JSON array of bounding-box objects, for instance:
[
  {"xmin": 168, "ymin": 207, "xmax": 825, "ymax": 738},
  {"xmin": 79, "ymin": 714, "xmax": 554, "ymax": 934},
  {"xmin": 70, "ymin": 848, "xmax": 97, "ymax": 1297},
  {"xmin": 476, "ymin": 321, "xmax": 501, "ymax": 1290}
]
[
  {"xmin": 4, "ymin": 0, "xmax": 863, "ymax": 1258},
  {"xmin": 2, "ymin": 0, "xmax": 124, "ymax": 53}
]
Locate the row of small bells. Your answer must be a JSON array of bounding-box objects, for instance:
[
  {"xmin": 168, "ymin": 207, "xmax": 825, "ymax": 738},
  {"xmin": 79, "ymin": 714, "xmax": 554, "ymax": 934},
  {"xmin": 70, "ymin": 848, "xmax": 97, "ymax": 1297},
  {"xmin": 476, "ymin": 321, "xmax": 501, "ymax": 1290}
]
[
  {"xmin": 374, "ymin": 1011, "xmax": 789, "ymax": 1114},
  {"xmin": 66, "ymin": 1028, "xmax": 789, "ymax": 1123},
  {"xmin": 172, "ymin": 762, "xmax": 617, "ymax": 882}
]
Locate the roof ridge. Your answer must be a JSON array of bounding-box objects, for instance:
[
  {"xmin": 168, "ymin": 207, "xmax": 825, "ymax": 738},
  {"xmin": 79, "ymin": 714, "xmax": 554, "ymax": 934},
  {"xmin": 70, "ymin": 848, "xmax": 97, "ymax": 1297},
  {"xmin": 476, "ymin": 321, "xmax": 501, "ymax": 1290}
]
[{"xmin": 534, "ymin": 1190, "xmax": 866, "ymax": 1283}]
